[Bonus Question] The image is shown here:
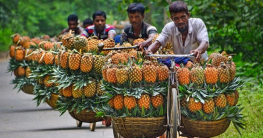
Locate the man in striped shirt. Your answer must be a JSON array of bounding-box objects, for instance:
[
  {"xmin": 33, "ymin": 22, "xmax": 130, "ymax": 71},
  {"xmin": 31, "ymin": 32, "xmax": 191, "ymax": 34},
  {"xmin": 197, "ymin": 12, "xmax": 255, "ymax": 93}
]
[{"xmin": 82, "ymin": 11, "xmax": 116, "ymax": 40}]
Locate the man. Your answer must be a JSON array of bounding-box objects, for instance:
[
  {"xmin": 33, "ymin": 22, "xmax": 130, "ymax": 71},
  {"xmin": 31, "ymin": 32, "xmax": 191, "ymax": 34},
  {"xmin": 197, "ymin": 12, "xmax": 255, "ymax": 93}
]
[
  {"xmin": 82, "ymin": 11, "xmax": 116, "ymax": 40},
  {"xmin": 83, "ymin": 18, "xmax": 93, "ymax": 29},
  {"xmin": 59, "ymin": 14, "xmax": 84, "ymax": 35},
  {"xmin": 120, "ymin": 3, "xmax": 157, "ymax": 49},
  {"xmin": 145, "ymin": 1, "xmax": 209, "ymax": 62}
]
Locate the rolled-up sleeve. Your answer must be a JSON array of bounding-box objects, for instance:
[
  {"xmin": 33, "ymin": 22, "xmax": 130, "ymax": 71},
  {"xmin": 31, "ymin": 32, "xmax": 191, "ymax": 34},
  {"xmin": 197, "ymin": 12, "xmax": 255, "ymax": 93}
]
[{"xmin": 156, "ymin": 23, "xmax": 171, "ymax": 47}]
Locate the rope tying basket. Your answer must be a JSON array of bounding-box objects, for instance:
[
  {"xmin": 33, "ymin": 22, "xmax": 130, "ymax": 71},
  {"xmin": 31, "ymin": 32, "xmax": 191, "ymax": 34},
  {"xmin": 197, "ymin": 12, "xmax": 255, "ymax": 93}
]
[
  {"xmin": 21, "ymin": 84, "xmax": 34, "ymax": 95},
  {"xmin": 68, "ymin": 109, "xmax": 104, "ymax": 123},
  {"xmin": 46, "ymin": 93, "xmax": 59, "ymax": 109},
  {"xmin": 182, "ymin": 116, "xmax": 230, "ymax": 137},
  {"xmin": 113, "ymin": 116, "xmax": 167, "ymax": 138}
]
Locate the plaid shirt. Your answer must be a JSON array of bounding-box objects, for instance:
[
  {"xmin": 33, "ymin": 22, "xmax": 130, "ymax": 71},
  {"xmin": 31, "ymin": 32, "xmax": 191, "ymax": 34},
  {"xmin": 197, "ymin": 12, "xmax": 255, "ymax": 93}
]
[{"xmin": 82, "ymin": 24, "xmax": 116, "ymax": 40}]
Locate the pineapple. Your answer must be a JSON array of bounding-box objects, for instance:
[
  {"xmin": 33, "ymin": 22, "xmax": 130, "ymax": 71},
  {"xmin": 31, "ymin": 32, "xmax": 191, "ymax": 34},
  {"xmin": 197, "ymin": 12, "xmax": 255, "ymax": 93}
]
[
  {"xmin": 9, "ymin": 45, "xmax": 16, "ymax": 58},
  {"xmin": 106, "ymin": 65, "xmax": 117, "ymax": 83},
  {"xmin": 233, "ymin": 91, "xmax": 239, "ymax": 105},
  {"xmin": 128, "ymin": 64, "xmax": 142, "ymax": 83},
  {"xmin": 108, "ymin": 97, "xmax": 114, "ymax": 108},
  {"xmin": 121, "ymin": 42, "xmax": 132, "ymax": 52},
  {"xmin": 93, "ymin": 55, "xmax": 105, "ymax": 74},
  {"xmin": 55, "ymin": 54, "xmax": 59, "ymax": 66},
  {"xmin": 114, "ymin": 94, "xmax": 124, "ymax": 110},
  {"xmin": 190, "ymin": 64, "xmax": 204, "ymax": 86},
  {"xmin": 102, "ymin": 38, "xmax": 115, "ymax": 55},
  {"xmin": 61, "ymin": 30, "xmax": 74, "ymax": 49},
  {"xmin": 227, "ymin": 57, "xmax": 236, "ymax": 82},
  {"xmin": 73, "ymin": 35, "xmax": 87, "ymax": 51},
  {"xmin": 214, "ymin": 94, "xmax": 227, "ymax": 108},
  {"xmin": 204, "ymin": 64, "xmax": 218, "ymax": 84},
  {"xmin": 72, "ymin": 85, "xmax": 83, "ymax": 98},
  {"xmin": 11, "ymin": 33, "xmax": 20, "ymax": 44},
  {"xmin": 60, "ymin": 51, "xmax": 69, "ymax": 69},
  {"xmin": 19, "ymin": 36, "xmax": 30, "ymax": 48},
  {"xmin": 202, "ymin": 98, "xmax": 215, "ymax": 114},
  {"xmin": 151, "ymin": 34, "xmax": 159, "ymax": 44},
  {"xmin": 185, "ymin": 61, "xmax": 193, "ymax": 68},
  {"xmin": 68, "ymin": 52, "xmax": 81, "ymax": 70},
  {"xmin": 83, "ymin": 79, "xmax": 97, "ymax": 97},
  {"xmin": 42, "ymin": 35, "xmax": 50, "ymax": 41},
  {"xmin": 44, "ymin": 75, "xmax": 53, "ymax": 87},
  {"xmin": 87, "ymin": 36, "xmax": 99, "ymax": 52},
  {"xmin": 37, "ymin": 50, "xmax": 45, "ymax": 64},
  {"xmin": 138, "ymin": 94, "xmax": 151, "ymax": 109},
  {"xmin": 102, "ymin": 65, "xmax": 109, "ymax": 82},
  {"xmin": 151, "ymin": 94, "xmax": 164, "ymax": 108},
  {"xmin": 111, "ymin": 51, "xmax": 129, "ymax": 64},
  {"xmin": 116, "ymin": 65, "xmax": 129, "ymax": 84},
  {"xmin": 142, "ymin": 61, "xmax": 157, "ymax": 83},
  {"xmin": 43, "ymin": 42, "xmax": 54, "ymax": 50},
  {"xmin": 226, "ymin": 92, "xmax": 235, "ymax": 106},
  {"xmin": 25, "ymin": 66, "xmax": 31, "ymax": 78},
  {"xmin": 157, "ymin": 64, "xmax": 169, "ymax": 81},
  {"xmin": 180, "ymin": 97, "xmax": 187, "ymax": 108},
  {"xmin": 177, "ymin": 65, "xmax": 190, "ymax": 85},
  {"xmin": 124, "ymin": 96, "xmax": 137, "ymax": 110},
  {"xmin": 187, "ymin": 98, "xmax": 202, "ymax": 113},
  {"xmin": 25, "ymin": 48, "xmax": 33, "ymax": 61},
  {"xmin": 210, "ymin": 51, "xmax": 229, "ymax": 66},
  {"xmin": 15, "ymin": 47, "xmax": 25, "ymax": 61},
  {"xmin": 31, "ymin": 37, "xmax": 41, "ymax": 45},
  {"xmin": 14, "ymin": 66, "xmax": 25, "ymax": 77},
  {"xmin": 80, "ymin": 53, "xmax": 93, "ymax": 72},
  {"xmin": 63, "ymin": 85, "xmax": 72, "ymax": 97},
  {"xmin": 133, "ymin": 38, "xmax": 145, "ymax": 45},
  {"xmin": 38, "ymin": 41, "xmax": 48, "ymax": 49},
  {"xmin": 218, "ymin": 62, "xmax": 230, "ymax": 83},
  {"xmin": 44, "ymin": 51, "xmax": 55, "ymax": 65},
  {"xmin": 96, "ymin": 81, "xmax": 105, "ymax": 96}
]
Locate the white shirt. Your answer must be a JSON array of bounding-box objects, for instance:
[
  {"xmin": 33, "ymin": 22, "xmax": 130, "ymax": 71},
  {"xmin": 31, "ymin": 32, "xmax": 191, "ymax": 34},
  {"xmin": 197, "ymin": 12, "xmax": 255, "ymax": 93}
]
[{"xmin": 156, "ymin": 18, "xmax": 209, "ymax": 61}]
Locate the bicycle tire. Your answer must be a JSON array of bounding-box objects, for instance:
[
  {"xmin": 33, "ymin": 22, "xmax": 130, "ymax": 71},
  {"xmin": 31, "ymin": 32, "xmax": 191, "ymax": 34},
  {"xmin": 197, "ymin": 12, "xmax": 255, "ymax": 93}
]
[{"xmin": 170, "ymin": 88, "xmax": 178, "ymax": 138}]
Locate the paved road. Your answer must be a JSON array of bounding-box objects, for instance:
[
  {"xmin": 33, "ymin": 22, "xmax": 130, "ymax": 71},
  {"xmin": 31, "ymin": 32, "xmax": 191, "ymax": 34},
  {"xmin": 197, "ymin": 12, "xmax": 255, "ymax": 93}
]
[{"xmin": 0, "ymin": 59, "xmax": 114, "ymax": 138}]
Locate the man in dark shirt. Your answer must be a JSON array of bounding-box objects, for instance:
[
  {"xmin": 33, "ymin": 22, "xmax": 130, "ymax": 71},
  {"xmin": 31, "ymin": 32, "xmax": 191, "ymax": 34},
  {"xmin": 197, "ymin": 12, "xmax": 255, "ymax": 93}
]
[
  {"xmin": 120, "ymin": 3, "xmax": 157, "ymax": 50},
  {"xmin": 59, "ymin": 14, "xmax": 84, "ymax": 35}
]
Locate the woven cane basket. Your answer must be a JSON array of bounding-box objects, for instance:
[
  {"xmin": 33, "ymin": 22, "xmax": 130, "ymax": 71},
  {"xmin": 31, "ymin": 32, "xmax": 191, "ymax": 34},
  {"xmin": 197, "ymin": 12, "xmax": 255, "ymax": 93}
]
[
  {"xmin": 46, "ymin": 94, "xmax": 59, "ymax": 109},
  {"xmin": 182, "ymin": 116, "xmax": 230, "ymax": 137},
  {"xmin": 21, "ymin": 84, "xmax": 34, "ymax": 95},
  {"xmin": 113, "ymin": 116, "xmax": 167, "ymax": 138},
  {"xmin": 68, "ymin": 109, "xmax": 104, "ymax": 123}
]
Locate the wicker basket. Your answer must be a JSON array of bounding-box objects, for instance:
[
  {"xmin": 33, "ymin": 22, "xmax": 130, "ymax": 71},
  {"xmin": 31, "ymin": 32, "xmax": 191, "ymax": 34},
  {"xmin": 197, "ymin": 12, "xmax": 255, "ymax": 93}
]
[
  {"xmin": 21, "ymin": 84, "xmax": 34, "ymax": 95},
  {"xmin": 46, "ymin": 93, "xmax": 59, "ymax": 109},
  {"xmin": 68, "ymin": 109, "xmax": 104, "ymax": 123},
  {"xmin": 182, "ymin": 116, "xmax": 230, "ymax": 137},
  {"xmin": 113, "ymin": 116, "xmax": 167, "ymax": 138}
]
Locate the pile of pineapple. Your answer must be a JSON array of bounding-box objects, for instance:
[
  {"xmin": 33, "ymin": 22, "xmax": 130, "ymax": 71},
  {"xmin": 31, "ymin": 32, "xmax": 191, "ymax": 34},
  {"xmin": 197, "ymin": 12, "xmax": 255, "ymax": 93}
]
[
  {"xmin": 99, "ymin": 42, "xmax": 170, "ymax": 118},
  {"xmin": 178, "ymin": 51, "xmax": 245, "ymax": 133}
]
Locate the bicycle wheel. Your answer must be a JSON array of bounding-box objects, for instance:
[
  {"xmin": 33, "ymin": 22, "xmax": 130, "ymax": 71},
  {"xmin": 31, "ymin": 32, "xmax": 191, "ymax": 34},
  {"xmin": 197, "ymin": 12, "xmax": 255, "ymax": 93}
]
[{"xmin": 169, "ymin": 88, "xmax": 178, "ymax": 138}]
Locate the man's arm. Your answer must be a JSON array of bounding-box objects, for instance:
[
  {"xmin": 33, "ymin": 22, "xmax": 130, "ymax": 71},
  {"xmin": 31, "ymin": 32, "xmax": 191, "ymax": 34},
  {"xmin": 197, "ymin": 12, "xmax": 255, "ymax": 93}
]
[
  {"xmin": 144, "ymin": 40, "xmax": 162, "ymax": 55},
  {"xmin": 190, "ymin": 41, "xmax": 208, "ymax": 61},
  {"xmin": 138, "ymin": 33, "xmax": 155, "ymax": 50},
  {"xmin": 108, "ymin": 31, "xmax": 116, "ymax": 39}
]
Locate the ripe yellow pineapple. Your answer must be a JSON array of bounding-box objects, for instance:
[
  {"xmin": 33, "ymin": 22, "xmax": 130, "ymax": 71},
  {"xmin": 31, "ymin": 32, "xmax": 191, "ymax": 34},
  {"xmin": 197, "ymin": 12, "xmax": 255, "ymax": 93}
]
[
  {"xmin": 87, "ymin": 36, "xmax": 99, "ymax": 52},
  {"xmin": 190, "ymin": 64, "xmax": 204, "ymax": 86},
  {"xmin": 187, "ymin": 98, "xmax": 202, "ymax": 112},
  {"xmin": 121, "ymin": 42, "xmax": 132, "ymax": 52},
  {"xmin": 80, "ymin": 53, "xmax": 93, "ymax": 72},
  {"xmin": 15, "ymin": 47, "xmax": 25, "ymax": 61},
  {"xmin": 114, "ymin": 94, "xmax": 124, "ymax": 110},
  {"xmin": 209, "ymin": 51, "xmax": 229, "ymax": 66},
  {"xmin": 157, "ymin": 64, "xmax": 169, "ymax": 81},
  {"xmin": 108, "ymin": 97, "xmax": 114, "ymax": 108},
  {"xmin": 63, "ymin": 85, "xmax": 72, "ymax": 97},
  {"xmin": 9, "ymin": 45, "xmax": 16, "ymax": 58},
  {"xmin": 233, "ymin": 91, "xmax": 239, "ymax": 105},
  {"xmin": 61, "ymin": 30, "xmax": 74, "ymax": 49},
  {"xmin": 128, "ymin": 64, "xmax": 142, "ymax": 83},
  {"xmin": 177, "ymin": 65, "xmax": 190, "ymax": 85},
  {"xmin": 68, "ymin": 52, "xmax": 81, "ymax": 70},
  {"xmin": 214, "ymin": 94, "xmax": 227, "ymax": 108},
  {"xmin": 204, "ymin": 64, "xmax": 218, "ymax": 84},
  {"xmin": 116, "ymin": 65, "xmax": 129, "ymax": 84},
  {"xmin": 44, "ymin": 51, "xmax": 55, "ymax": 65},
  {"xmin": 25, "ymin": 48, "xmax": 33, "ymax": 61},
  {"xmin": 60, "ymin": 51, "xmax": 69, "ymax": 69},
  {"xmin": 55, "ymin": 54, "xmax": 59, "ymax": 66},
  {"xmin": 96, "ymin": 81, "xmax": 105, "ymax": 96},
  {"xmin": 218, "ymin": 62, "xmax": 230, "ymax": 83},
  {"xmin": 138, "ymin": 94, "xmax": 151, "ymax": 109},
  {"xmin": 202, "ymin": 98, "xmax": 215, "ymax": 114},
  {"xmin": 93, "ymin": 55, "xmax": 105, "ymax": 74},
  {"xmin": 133, "ymin": 38, "xmax": 145, "ymax": 45},
  {"xmin": 106, "ymin": 65, "xmax": 117, "ymax": 83},
  {"xmin": 111, "ymin": 51, "xmax": 129, "ymax": 64},
  {"xmin": 72, "ymin": 85, "xmax": 83, "ymax": 98},
  {"xmin": 11, "ymin": 33, "xmax": 20, "ymax": 44},
  {"xmin": 225, "ymin": 92, "xmax": 235, "ymax": 106},
  {"xmin": 102, "ymin": 65, "xmax": 109, "ymax": 82},
  {"xmin": 83, "ymin": 79, "xmax": 97, "ymax": 97},
  {"xmin": 124, "ymin": 96, "xmax": 137, "ymax": 110},
  {"xmin": 151, "ymin": 94, "xmax": 164, "ymax": 108},
  {"xmin": 43, "ymin": 42, "xmax": 54, "ymax": 50},
  {"xmin": 73, "ymin": 35, "xmax": 87, "ymax": 51},
  {"xmin": 102, "ymin": 38, "xmax": 115, "ymax": 55},
  {"xmin": 14, "ymin": 66, "xmax": 25, "ymax": 77},
  {"xmin": 25, "ymin": 66, "xmax": 31, "ymax": 78},
  {"xmin": 142, "ymin": 61, "xmax": 157, "ymax": 83},
  {"xmin": 37, "ymin": 50, "xmax": 45, "ymax": 64},
  {"xmin": 44, "ymin": 75, "xmax": 53, "ymax": 87}
]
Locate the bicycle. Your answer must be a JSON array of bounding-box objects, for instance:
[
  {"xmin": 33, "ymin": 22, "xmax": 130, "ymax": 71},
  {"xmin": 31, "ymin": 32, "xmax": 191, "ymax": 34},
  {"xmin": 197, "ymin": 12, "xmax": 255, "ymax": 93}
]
[{"xmin": 145, "ymin": 53, "xmax": 195, "ymax": 138}]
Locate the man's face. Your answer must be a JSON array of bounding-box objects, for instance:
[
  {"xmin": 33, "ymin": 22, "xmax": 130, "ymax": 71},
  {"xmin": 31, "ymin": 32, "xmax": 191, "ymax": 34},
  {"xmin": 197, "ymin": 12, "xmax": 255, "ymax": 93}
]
[
  {"xmin": 170, "ymin": 12, "xmax": 190, "ymax": 33},
  {"xmin": 68, "ymin": 21, "xmax": 78, "ymax": 31},
  {"xmin": 93, "ymin": 16, "xmax": 106, "ymax": 31},
  {"xmin": 128, "ymin": 12, "xmax": 144, "ymax": 28}
]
